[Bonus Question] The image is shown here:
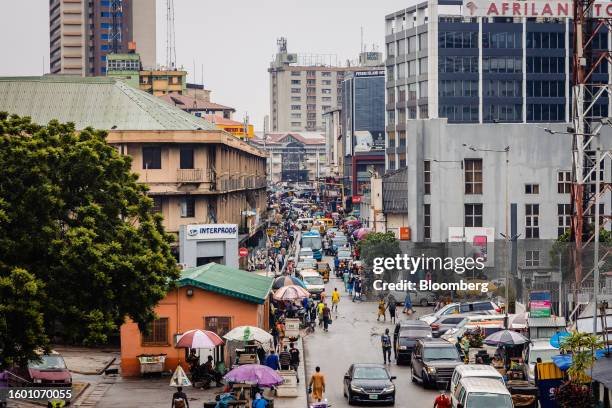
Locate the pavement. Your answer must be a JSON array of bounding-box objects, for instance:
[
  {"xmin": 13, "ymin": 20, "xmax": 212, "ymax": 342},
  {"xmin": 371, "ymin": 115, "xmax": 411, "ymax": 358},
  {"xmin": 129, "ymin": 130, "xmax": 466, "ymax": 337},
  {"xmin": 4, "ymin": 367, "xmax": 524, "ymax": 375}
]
[{"xmin": 302, "ymin": 256, "xmax": 439, "ymax": 408}]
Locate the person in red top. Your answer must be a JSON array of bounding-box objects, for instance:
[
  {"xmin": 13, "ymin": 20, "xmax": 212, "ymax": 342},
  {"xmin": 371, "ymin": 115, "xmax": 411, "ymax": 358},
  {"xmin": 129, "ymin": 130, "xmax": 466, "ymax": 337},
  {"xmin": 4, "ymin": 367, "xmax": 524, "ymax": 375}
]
[{"xmin": 433, "ymin": 390, "xmax": 451, "ymax": 408}]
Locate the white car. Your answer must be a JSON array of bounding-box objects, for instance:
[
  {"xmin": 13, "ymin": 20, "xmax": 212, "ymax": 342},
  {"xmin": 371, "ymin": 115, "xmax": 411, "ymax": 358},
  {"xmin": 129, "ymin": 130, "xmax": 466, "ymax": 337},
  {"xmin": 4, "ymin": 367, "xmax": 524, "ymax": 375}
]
[
  {"xmin": 298, "ymin": 247, "xmax": 314, "ymax": 261},
  {"xmin": 419, "ymin": 301, "xmax": 500, "ymax": 325}
]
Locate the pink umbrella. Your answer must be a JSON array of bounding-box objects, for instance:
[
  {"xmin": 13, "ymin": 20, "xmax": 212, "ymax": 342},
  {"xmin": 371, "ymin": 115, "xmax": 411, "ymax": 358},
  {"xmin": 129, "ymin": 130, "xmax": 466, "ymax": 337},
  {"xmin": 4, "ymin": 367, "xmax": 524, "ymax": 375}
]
[
  {"xmin": 353, "ymin": 227, "xmax": 371, "ymax": 240},
  {"xmin": 343, "ymin": 220, "xmax": 362, "ymax": 227},
  {"xmin": 224, "ymin": 364, "xmax": 284, "ymax": 387},
  {"xmin": 273, "ymin": 284, "xmax": 310, "ymax": 301},
  {"xmin": 175, "ymin": 329, "xmax": 224, "ymax": 349}
]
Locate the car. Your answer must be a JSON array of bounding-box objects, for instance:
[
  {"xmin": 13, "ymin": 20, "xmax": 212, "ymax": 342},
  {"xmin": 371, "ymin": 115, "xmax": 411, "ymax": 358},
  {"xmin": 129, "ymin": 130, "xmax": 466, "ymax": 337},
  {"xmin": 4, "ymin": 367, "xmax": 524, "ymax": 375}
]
[
  {"xmin": 343, "ymin": 363, "xmax": 396, "ymax": 405},
  {"xmin": 419, "ymin": 301, "xmax": 501, "ymax": 325},
  {"xmin": 411, "ymin": 338, "xmax": 463, "ymax": 389},
  {"xmin": 388, "ymin": 289, "xmax": 437, "ymax": 307},
  {"xmin": 430, "ymin": 313, "xmax": 489, "ymax": 338},
  {"xmin": 10, "ymin": 351, "xmax": 72, "ymax": 387},
  {"xmin": 451, "ymin": 377, "xmax": 513, "ymax": 408},
  {"xmin": 450, "ymin": 365, "xmax": 505, "ymax": 395},
  {"xmin": 297, "ymin": 270, "xmax": 325, "ymax": 299},
  {"xmin": 298, "ymin": 247, "xmax": 314, "ymax": 261},
  {"xmin": 337, "ymin": 249, "xmax": 352, "ymax": 261},
  {"xmin": 395, "ymin": 324, "xmax": 432, "ymax": 364},
  {"xmin": 296, "ymin": 260, "xmax": 317, "ymax": 271},
  {"xmin": 522, "ymin": 339, "xmax": 560, "ymax": 383}
]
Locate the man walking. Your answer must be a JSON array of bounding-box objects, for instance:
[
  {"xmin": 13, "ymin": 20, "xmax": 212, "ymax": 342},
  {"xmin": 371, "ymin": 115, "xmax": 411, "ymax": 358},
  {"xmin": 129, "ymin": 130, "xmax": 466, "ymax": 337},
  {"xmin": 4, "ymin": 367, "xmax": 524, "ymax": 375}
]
[
  {"xmin": 381, "ymin": 328, "xmax": 392, "ymax": 364},
  {"xmin": 331, "ymin": 287, "xmax": 340, "ymax": 314},
  {"xmin": 322, "ymin": 303, "xmax": 331, "ymax": 332},
  {"xmin": 289, "ymin": 342, "xmax": 300, "ymax": 383},
  {"xmin": 171, "ymin": 386, "xmax": 189, "ymax": 408},
  {"xmin": 279, "ymin": 345, "xmax": 292, "ymax": 370},
  {"xmin": 353, "ymin": 278, "xmax": 361, "ymax": 302},
  {"xmin": 264, "ymin": 350, "xmax": 280, "ymax": 371},
  {"xmin": 308, "ymin": 366, "xmax": 326, "ymax": 403}
]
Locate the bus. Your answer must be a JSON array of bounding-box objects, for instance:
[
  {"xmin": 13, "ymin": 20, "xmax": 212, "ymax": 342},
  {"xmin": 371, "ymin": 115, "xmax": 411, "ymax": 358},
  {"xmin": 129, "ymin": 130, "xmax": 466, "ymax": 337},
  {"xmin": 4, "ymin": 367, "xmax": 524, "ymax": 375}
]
[{"xmin": 301, "ymin": 231, "xmax": 323, "ymax": 261}]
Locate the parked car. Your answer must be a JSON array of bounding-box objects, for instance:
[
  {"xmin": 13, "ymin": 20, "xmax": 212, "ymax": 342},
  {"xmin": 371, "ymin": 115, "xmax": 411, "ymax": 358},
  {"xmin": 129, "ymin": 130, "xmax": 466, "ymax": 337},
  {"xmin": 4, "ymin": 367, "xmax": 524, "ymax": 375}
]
[
  {"xmin": 431, "ymin": 315, "xmax": 473, "ymax": 338},
  {"xmin": 451, "ymin": 377, "xmax": 513, "ymax": 408},
  {"xmin": 522, "ymin": 339, "xmax": 560, "ymax": 383},
  {"xmin": 411, "ymin": 338, "xmax": 463, "ymax": 389},
  {"xmin": 297, "ymin": 269, "xmax": 325, "ymax": 299},
  {"xmin": 343, "ymin": 363, "xmax": 396, "ymax": 405},
  {"xmin": 450, "ymin": 365, "xmax": 505, "ymax": 395},
  {"xmin": 388, "ymin": 289, "xmax": 437, "ymax": 307},
  {"xmin": 395, "ymin": 325, "xmax": 432, "ymax": 364},
  {"xmin": 10, "ymin": 351, "xmax": 72, "ymax": 387},
  {"xmin": 419, "ymin": 301, "xmax": 501, "ymax": 325}
]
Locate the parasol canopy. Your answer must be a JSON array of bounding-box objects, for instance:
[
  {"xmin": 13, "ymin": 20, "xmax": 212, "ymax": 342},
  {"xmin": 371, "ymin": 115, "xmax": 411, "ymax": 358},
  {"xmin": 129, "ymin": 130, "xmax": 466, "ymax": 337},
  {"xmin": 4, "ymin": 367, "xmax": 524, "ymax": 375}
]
[
  {"xmin": 273, "ymin": 284, "xmax": 310, "ymax": 301},
  {"xmin": 484, "ymin": 330, "xmax": 529, "ymax": 346},
  {"xmin": 273, "ymin": 275, "xmax": 306, "ymax": 289},
  {"xmin": 353, "ymin": 227, "xmax": 371, "ymax": 240},
  {"xmin": 224, "ymin": 326, "xmax": 273, "ymax": 344},
  {"xmin": 223, "ymin": 364, "xmax": 284, "ymax": 387},
  {"xmin": 175, "ymin": 329, "xmax": 224, "ymax": 349}
]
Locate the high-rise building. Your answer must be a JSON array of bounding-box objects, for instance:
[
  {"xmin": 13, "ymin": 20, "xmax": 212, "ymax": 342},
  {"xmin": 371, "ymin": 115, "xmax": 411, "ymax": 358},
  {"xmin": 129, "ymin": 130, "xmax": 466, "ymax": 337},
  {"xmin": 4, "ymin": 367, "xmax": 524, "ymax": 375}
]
[
  {"xmin": 49, "ymin": 0, "xmax": 156, "ymax": 77},
  {"xmin": 384, "ymin": 0, "xmax": 606, "ymax": 126},
  {"xmin": 269, "ymin": 37, "xmax": 383, "ymax": 133}
]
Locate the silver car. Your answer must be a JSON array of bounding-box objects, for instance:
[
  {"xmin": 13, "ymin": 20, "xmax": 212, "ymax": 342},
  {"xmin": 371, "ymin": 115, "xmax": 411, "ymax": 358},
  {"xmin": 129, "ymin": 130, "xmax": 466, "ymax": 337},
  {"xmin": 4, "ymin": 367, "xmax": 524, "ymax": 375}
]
[{"xmin": 387, "ymin": 290, "xmax": 437, "ymax": 307}]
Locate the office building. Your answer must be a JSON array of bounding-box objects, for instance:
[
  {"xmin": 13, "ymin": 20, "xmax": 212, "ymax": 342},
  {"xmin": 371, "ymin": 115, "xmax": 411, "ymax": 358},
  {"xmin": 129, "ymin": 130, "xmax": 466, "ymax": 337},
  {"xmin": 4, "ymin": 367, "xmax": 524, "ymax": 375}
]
[
  {"xmin": 342, "ymin": 70, "xmax": 386, "ymax": 199},
  {"xmin": 269, "ymin": 37, "xmax": 383, "ymax": 132},
  {"xmin": 384, "ymin": 0, "xmax": 607, "ymax": 128},
  {"xmin": 0, "ymin": 76, "xmax": 267, "ymax": 263},
  {"xmin": 250, "ymin": 132, "xmax": 326, "ymax": 184},
  {"xmin": 106, "ymin": 51, "xmax": 141, "ymax": 88},
  {"xmin": 49, "ymin": 0, "xmax": 156, "ymax": 76},
  {"xmin": 139, "ymin": 69, "xmax": 188, "ymax": 96}
]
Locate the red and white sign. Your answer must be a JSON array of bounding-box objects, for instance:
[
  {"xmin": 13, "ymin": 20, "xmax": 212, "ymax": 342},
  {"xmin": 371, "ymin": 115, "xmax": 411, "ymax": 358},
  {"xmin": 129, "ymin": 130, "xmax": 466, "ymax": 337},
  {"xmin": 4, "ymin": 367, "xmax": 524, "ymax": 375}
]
[
  {"xmin": 239, "ymin": 247, "xmax": 249, "ymax": 257},
  {"xmin": 462, "ymin": 0, "xmax": 612, "ymax": 18},
  {"xmin": 351, "ymin": 196, "xmax": 362, "ymax": 204}
]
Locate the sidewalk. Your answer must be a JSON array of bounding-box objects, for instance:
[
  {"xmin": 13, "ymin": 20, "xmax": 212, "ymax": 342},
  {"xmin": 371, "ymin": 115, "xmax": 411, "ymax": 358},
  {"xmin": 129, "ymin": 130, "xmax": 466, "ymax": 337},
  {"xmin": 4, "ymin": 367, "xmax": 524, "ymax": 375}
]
[{"xmin": 275, "ymin": 336, "xmax": 308, "ymax": 408}]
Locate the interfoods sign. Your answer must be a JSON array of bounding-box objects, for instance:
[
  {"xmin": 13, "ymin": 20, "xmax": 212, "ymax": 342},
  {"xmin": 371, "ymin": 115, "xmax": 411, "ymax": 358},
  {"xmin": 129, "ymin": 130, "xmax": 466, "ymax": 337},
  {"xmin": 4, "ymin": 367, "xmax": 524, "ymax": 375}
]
[
  {"xmin": 186, "ymin": 224, "xmax": 238, "ymax": 240},
  {"xmin": 462, "ymin": 0, "xmax": 612, "ymax": 18}
]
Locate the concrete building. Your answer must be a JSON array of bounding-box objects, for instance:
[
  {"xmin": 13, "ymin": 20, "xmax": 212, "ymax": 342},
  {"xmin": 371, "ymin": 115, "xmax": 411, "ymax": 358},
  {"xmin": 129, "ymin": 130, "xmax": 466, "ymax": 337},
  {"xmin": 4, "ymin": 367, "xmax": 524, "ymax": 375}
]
[
  {"xmin": 106, "ymin": 52, "xmax": 141, "ymax": 88},
  {"xmin": 139, "ymin": 69, "xmax": 188, "ymax": 96},
  {"xmin": 323, "ymin": 107, "xmax": 343, "ymax": 178},
  {"xmin": 0, "ymin": 76, "xmax": 267, "ymax": 263},
  {"xmin": 49, "ymin": 0, "xmax": 156, "ymax": 76},
  {"xmin": 159, "ymin": 93, "xmax": 235, "ymax": 120},
  {"xmin": 269, "ymin": 37, "xmax": 383, "ymax": 132},
  {"xmin": 384, "ymin": 0, "xmax": 608, "ymax": 130},
  {"xmin": 250, "ymin": 132, "xmax": 326, "ymax": 184},
  {"xmin": 342, "ymin": 70, "xmax": 386, "ymax": 199}
]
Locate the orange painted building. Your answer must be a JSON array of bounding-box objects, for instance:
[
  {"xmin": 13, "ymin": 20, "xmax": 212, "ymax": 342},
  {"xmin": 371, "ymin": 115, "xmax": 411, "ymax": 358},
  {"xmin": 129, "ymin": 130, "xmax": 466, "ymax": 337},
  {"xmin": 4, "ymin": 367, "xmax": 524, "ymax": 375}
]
[{"xmin": 120, "ymin": 263, "xmax": 273, "ymax": 377}]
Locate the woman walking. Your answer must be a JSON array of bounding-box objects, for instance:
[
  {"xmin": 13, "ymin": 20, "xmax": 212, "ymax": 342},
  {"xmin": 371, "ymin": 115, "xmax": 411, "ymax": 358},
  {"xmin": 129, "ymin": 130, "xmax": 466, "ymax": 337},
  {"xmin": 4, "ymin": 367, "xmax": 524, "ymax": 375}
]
[{"xmin": 377, "ymin": 298, "xmax": 386, "ymax": 322}]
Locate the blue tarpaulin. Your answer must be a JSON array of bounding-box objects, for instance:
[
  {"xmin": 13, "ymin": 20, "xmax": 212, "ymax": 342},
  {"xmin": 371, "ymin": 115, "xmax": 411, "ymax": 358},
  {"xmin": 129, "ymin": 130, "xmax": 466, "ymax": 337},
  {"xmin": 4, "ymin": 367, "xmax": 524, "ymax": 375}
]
[{"xmin": 552, "ymin": 349, "xmax": 612, "ymax": 371}]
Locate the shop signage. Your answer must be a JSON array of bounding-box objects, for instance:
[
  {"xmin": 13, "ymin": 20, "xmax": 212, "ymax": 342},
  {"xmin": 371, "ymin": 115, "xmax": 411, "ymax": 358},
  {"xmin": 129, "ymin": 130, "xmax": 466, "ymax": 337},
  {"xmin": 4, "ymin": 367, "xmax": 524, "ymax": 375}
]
[
  {"xmin": 529, "ymin": 290, "xmax": 552, "ymax": 317},
  {"xmin": 462, "ymin": 0, "xmax": 612, "ymax": 18},
  {"xmin": 185, "ymin": 224, "xmax": 238, "ymax": 240}
]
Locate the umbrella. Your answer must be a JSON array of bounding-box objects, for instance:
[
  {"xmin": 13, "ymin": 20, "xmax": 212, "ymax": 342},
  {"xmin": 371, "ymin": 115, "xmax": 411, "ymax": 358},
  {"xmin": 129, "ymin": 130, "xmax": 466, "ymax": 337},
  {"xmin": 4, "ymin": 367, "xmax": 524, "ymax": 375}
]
[
  {"xmin": 484, "ymin": 330, "xmax": 529, "ymax": 346},
  {"xmin": 224, "ymin": 326, "xmax": 273, "ymax": 344},
  {"xmin": 175, "ymin": 329, "xmax": 224, "ymax": 349},
  {"xmin": 273, "ymin": 275, "xmax": 306, "ymax": 289},
  {"xmin": 343, "ymin": 220, "xmax": 361, "ymax": 227},
  {"xmin": 353, "ymin": 227, "xmax": 371, "ymax": 240},
  {"xmin": 273, "ymin": 284, "xmax": 310, "ymax": 301},
  {"xmin": 223, "ymin": 364, "xmax": 284, "ymax": 387}
]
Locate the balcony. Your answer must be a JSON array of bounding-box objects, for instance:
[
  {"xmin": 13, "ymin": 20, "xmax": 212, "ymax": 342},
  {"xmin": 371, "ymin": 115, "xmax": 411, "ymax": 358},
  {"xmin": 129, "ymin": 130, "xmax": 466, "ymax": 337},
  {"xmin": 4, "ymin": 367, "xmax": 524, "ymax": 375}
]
[{"xmin": 177, "ymin": 168, "xmax": 206, "ymax": 182}]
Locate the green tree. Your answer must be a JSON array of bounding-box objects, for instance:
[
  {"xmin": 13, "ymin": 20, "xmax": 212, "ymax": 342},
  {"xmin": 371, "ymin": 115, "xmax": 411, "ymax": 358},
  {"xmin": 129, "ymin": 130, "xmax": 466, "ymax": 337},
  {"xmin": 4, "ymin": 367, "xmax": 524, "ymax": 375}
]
[
  {"xmin": 357, "ymin": 232, "xmax": 401, "ymax": 268},
  {"xmin": 0, "ymin": 113, "xmax": 179, "ymax": 366}
]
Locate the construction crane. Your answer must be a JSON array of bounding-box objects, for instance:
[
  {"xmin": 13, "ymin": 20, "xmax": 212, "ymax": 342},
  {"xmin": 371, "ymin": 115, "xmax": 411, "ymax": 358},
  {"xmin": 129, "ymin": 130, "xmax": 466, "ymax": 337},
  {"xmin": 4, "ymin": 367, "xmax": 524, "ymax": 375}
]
[{"xmin": 570, "ymin": 0, "xmax": 612, "ymax": 329}]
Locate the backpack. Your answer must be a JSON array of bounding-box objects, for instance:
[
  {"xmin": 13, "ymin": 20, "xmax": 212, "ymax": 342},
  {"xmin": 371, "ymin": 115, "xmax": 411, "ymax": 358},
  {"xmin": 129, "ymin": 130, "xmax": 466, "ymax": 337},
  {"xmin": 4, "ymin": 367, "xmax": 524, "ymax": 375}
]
[
  {"xmin": 174, "ymin": 397, "xmax": 186, "ymax": 408},
  {"xmin": 382, "ymin": 334, "xmax": 391, "ymax": 348}
]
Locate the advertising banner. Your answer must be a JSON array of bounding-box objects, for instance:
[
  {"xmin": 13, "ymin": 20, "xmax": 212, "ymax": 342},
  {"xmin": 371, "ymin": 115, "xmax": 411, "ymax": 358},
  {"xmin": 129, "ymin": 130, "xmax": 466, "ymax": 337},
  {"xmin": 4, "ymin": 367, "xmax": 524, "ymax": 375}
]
[
  {"xmin": 462, "ymin": 0, "xmax": 612, "ymax": 18},
  {"xmin": 186, "ymin": 224, "xmax": 238, "ymax": 240}
]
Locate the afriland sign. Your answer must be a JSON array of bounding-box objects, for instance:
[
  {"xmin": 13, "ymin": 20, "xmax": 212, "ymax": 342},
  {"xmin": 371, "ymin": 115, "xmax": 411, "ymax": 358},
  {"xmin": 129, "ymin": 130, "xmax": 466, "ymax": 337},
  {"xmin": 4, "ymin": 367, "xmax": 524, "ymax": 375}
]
[
  {"xmin": 186, "ymin": 224, "xmax": 238, "ymax": 240},
  {"xmin": 463, "ymin": 0, "xmax": 612, "ymax": 18}
]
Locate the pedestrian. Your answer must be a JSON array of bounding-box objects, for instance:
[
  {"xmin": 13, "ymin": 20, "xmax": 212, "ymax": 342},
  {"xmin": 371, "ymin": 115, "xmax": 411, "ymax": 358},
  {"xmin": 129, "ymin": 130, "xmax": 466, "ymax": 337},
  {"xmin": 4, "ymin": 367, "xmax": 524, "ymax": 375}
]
[
  {"xmin": 347, "ymin": 275, "xmax": 354, "ymax": 296},
  {"xmin": 381, "ymin": 328, "xmax": 392, "ymax": 364},
  {"xmin": 377, "ymin": 298, "xmax": 386, "ymax": 322},
  {"xmin": 319, "ymin": 290, "xmax": 326, "ymax": 304},
  {"xmin": 331, "ymin": 287, "xmax": 340, "ymax": 313},
  {"xmin": 353, "ymin": 278, "xmax": 361, "ymax": 302},
  {"xmin": 279, "ymin": 345, "xmax": 292, "ymax": 370},
  {"xmin": 317, "ymin": 301, "xmax": 325, "ymax": 327},
  {"xmin": 343, "ymin": 270, "xmax": 349, "ymax": 290},
  {"xmin": 322, "ymin": 303, "xmax": 331, "ymax": 332},
  {"xmin": 252, "ymin": 393, "xmax": 268, "ymax": 408},
  {"xmin": 270, "ymin": 324, "xmax": 279, "ymax": 349},
  {"xmin": 388, "ymin": 296, "xmax": 397, "ymax": 324},
  {"xmin": 308, "ymin": 366, "xmax": 326, "ymax": 402},
  {"xmin": 289, "ymin": 342, "xmax": 301, "ymax": 383},
  {"xmin": 403, "ymin": 291, "xmax": 414, "ymax": 315},
  {"xmin": 171, "ymin": 386, "xmax": 189, "ymax": 408},
  {"xmin": 264, "ymin": 350, "xmax": 280, "ymax": 371},
  {"xmin": 433, "ymin": 389, "xmax": 451, "ymax": 408}
]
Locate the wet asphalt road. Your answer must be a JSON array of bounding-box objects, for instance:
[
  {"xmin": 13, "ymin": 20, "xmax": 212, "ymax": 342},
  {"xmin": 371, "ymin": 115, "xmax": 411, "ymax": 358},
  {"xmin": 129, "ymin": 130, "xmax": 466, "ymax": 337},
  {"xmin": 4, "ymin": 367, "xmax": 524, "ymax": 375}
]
[{"xmin": 303, "ymin": 258, "xmax": 438, "ymax": 407}]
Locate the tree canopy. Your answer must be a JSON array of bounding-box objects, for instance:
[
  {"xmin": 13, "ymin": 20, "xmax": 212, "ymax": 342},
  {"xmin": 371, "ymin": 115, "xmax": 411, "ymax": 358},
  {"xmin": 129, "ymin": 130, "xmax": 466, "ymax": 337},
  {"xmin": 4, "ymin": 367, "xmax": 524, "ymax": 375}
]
[{"xmin": 0, "ymin": 113, "xmax": 179, "ymax": 368}]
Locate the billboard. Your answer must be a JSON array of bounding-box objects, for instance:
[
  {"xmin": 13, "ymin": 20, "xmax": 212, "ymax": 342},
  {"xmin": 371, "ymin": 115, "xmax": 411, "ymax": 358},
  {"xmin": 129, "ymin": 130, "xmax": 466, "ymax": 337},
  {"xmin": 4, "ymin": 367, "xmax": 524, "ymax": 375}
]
[
  {"xmin": 448, "ymin": 227, "xmax": 496, "ymax": 267},
  {"xmin": 462, "ymin": 0, "xmax": 612, "ymax": 18},
  {"xmin": 354, "ymin": 131, "xmax": 385, "ymax": 152}
]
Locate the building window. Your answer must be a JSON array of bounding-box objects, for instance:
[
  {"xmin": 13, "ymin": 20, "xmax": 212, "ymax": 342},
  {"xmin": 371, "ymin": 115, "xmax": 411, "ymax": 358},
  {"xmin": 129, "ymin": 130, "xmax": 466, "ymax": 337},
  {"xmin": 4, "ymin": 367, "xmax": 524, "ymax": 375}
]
[
  {"xmin": 142, "ymin": 317, "xmax": 169, "ymax": 345},
  {"xmin": 558, "ymin": 171, "xmax": 571, "ymax": 193},
  {"xmin": 424, "ymin": 160, "xmax": 431, "ymax": 195},
  {"xmin": 204, "ymin": 316, "xmax": 232, "ymax": 337},
  {"xmin": 291, "ymin": 71, "xmax": 301, "ymax": 76},
  {"xmin": 525, "ymin": 204, "xmax": 540, "ymax": 238},
  {"xmin": 525, "ymin": 250, "xmax": 540, "ymax": 267},
  {"xmin": 291, "ymin": 96, "xmax": 301, "ymax": 102},
  {"xmin": 321, "ymin": 89, "xmax": 331, "ymax": 94},
  {"xmin": 464, "ymin": 159, "xmax": 483, "ymax": 194},
  {"xmin": 424, "ymin": 204, "xmax": 431, "ymax": 241},
  {"xmin": 558, "ymin": 203, "xmax": 571, "ymax": 237},
  {"xmin": 465, "ymin": 204, "xmax": 483, "ymax": 227},
  {"xmin": 291, "ymin": 88, "xmax": 301, "ymax": 94},
  {"xmin": 181, "ymin": 197, "xmax": 196, "ymax": 218},
  {"xmin": 151, "ymin": 196, "xmax": 163, "ymax": 214},
  {"xmin": 525, "ymin": 184, "xmax": 539, "ymax": 194},
  {"xmin": 180, "ymin": 146, "xmax": 194, "ymax": 169},
  {"xmin": 291, "ymin": 79, "xmax": 301, "ymax": 85},
  {"xmin": 419, "ymin": 105, "xmax": 429, "ymax": 119},
  {"xmin": 291, "ymin": 105, "xmax": 301, "ymax": 110},
  {"xmin": 142, "ymin": 146, "xmax": 161, "ymax": 169},
  {"xmin": 322, "ymin": 71, "xmax": 332, "ymax": 77},
  {"xmin": 482, "ymin": 31, "xmax": 522, "ymax": 49}
]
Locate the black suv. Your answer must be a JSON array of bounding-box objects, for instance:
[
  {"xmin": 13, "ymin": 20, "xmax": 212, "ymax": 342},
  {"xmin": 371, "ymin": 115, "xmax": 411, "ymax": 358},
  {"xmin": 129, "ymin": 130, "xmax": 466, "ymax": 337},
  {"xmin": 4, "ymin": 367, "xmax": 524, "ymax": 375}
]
[
  {"xmin": 411, "ymin": 338, "xmax": 463, "ymax": 389},
  {"xmin": 393, "ymin": 320, "xmax": 432, "ymax": 364}
]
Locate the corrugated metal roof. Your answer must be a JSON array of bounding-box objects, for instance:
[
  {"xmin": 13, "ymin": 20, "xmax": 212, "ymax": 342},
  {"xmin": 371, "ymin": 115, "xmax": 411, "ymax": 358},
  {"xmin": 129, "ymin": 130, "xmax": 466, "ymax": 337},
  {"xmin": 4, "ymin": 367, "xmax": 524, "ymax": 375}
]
[
  {"xmin": 528, "ymin": 316, "xmax": 567, "ymax": 327},
  {"xmin": 0, "ymin": 76, "xmax": 218, "ymax": 131},
  {"xmin": 383, "ymin": 167, "xmax": 408, "ymax": 213},
  {"xmin": 178, "ymin": 263, "xmax": 273, "ymax": 304}
]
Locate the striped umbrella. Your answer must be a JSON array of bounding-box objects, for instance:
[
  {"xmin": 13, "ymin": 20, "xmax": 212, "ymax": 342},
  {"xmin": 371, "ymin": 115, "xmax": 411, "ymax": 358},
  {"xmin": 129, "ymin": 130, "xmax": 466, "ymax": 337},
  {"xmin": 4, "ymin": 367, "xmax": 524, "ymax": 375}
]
[
  {"xmin": 484, "ymin": 330, "xmax": 529, "ymax": 346},
  {"xmin": 273, "ymin": 284, "xmax": 311, "ymax": 301},
  {"xmin": 273, "ymin": 275, "xmax": 306, "ymax": 289},
  {"xmin": 175, "ymin": 329, "xmax": 224, "ymax": 349}
]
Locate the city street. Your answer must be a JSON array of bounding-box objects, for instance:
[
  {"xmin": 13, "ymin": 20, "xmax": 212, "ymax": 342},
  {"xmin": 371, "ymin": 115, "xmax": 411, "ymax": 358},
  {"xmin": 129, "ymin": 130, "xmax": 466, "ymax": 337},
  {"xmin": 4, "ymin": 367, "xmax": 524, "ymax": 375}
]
[{"xmin": 303, "ymin": 261, "xmax": 438, "ymax": 407}]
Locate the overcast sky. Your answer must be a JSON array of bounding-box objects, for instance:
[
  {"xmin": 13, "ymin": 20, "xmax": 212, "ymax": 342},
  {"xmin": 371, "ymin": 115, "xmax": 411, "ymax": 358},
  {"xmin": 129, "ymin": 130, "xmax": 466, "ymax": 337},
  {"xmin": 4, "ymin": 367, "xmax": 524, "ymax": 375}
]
[{"xmin": 0, "ymin": 0, "xmax": 411, "ymax": 130}]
